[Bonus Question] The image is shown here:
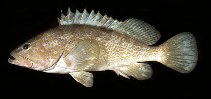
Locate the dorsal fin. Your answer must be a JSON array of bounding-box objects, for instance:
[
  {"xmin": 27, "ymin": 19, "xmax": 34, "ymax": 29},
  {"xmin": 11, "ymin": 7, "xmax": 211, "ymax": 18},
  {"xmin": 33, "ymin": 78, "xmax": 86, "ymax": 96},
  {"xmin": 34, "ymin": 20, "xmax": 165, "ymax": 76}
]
[
  {"xmin": 58, "ymin": 8, "xmax": 161, "ymax": 45},
  {"xmin": 117, "ymin": 19, "xmax": 161, "ymax": 45}
]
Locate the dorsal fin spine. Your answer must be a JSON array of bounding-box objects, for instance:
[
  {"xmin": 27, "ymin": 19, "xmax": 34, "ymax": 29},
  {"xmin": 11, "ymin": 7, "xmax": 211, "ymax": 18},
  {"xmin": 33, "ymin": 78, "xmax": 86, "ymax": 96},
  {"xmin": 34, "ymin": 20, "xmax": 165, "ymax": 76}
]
[
  {"xmin": 93, "ymin": 12, "xmax": 102, "ymax": 25},
  {"xmin": 104, "ymin": 17, "xmax": 114, "ymax": 27},
  {"xmin": 74, "ymin": 10, "xmax": 81, "ymax": 24},
  {"xmin": 97, "ymin": 15, "xmax": 108, "ymax": 26},
  {"xmin": 86, "ymin": 10, "xmax": 95, "ymax": 25},
  {"xmin": 80, "ymin": 9, "xmax": 89, "ymax": 24},
  {"xmin": 67, "ymin": 8, "xmax": 74, "ymax": 19}
]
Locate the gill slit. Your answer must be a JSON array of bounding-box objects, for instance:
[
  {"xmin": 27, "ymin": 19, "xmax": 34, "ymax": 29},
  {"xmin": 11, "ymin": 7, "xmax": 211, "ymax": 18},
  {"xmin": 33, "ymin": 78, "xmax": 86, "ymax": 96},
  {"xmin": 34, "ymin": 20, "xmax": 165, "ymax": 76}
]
[
  {"xmin": 30, "ymin": 62, "xmax": 34, "ymax": 68},
  {"xmin": 44, "ymin": 51, "xmax": 64, "ymax": 71}
]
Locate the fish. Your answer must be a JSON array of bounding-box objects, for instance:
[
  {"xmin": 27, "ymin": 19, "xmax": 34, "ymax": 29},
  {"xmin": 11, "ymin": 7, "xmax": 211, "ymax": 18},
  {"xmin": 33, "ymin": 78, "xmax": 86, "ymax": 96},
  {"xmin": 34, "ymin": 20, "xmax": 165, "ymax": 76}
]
[{"xmin": 8, "ymin": 8, "xmax": 198, "ymax": 87}]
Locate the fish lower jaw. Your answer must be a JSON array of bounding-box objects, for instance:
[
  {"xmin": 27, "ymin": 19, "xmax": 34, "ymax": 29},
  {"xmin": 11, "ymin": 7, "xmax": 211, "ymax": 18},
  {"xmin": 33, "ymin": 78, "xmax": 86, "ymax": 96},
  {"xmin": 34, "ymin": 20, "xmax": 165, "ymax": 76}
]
[
  {"xmin": 8, "ymin": 58, "xmax": 16, "ymax": 65},
  {"xmin": 8, "ymin": 53, "xmax": 16, "ymax": 63}
]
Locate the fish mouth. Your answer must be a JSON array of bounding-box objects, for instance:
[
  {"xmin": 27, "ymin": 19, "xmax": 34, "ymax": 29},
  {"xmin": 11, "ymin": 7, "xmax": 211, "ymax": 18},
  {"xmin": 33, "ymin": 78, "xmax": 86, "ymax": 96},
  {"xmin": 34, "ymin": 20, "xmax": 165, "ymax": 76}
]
[
  {"xmin": 8, "ymin": 55, "xmax": 16, "ymax": 62},
  {"xmin": 8, "ymin": 53, "xmax": 34, "ymax": 68},
  {"xmin": 8, "ymin": 53, "xmax": 54, "ymax": 71}
]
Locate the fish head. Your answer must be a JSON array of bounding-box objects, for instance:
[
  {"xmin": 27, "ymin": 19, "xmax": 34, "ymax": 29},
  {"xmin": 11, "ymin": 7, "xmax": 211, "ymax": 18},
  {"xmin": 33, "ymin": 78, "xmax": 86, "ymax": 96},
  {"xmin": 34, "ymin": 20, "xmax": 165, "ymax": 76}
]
[{"xmin": 8, "ymin": 29, "xmax": 64, "ymax": 71}]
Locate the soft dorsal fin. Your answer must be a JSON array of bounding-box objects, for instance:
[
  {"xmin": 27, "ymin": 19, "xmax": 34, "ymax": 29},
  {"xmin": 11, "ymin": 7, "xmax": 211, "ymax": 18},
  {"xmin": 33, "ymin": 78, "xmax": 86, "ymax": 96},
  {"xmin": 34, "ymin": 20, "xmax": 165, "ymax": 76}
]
[{"xmin": 58, "ymin": 8, "xmax": 161, "ymax": 45}]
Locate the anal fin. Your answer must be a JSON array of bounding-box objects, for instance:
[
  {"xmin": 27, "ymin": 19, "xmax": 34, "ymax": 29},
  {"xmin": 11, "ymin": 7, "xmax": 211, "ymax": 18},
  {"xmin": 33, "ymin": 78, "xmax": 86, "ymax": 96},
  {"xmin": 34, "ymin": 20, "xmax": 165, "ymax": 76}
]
[
  {"xmin": 70, "ymin": 71, "xmax": 94, "ymax": 87},
  {"xmin": 115, "ymin": 63, "xmax": 152, "ymax": 80}
]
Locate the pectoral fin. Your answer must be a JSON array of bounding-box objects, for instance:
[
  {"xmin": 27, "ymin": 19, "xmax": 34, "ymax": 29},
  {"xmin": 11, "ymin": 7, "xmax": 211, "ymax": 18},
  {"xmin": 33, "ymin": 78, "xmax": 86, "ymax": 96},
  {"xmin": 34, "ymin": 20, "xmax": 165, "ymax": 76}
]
[
  {"xmin": 70, "ymin": 71, "xmax": 94, "ymax": 87},
  {"xmin": 64, "ymin": 40, "xmax": 99, "ymax": 70},
  {"xmin": 115, "ymin": 63, "xmax": 152, "ymax": 80}
]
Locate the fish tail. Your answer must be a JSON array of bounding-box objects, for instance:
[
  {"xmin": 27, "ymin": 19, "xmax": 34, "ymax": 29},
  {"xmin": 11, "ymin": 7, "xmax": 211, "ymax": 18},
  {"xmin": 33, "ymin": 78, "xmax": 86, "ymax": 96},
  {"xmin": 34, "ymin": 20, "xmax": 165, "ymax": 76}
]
[{"xmin": 158, "ymin": 32, "xmax": 198, "ymax": 73}]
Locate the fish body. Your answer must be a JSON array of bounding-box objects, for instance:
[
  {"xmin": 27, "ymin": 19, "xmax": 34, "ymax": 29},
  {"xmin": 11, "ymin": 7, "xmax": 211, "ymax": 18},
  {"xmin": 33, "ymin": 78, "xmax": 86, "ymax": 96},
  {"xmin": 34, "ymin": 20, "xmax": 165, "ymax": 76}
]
[{"xmin": 8, "ymin": 8, "xmax": 198, "ymax": 87}]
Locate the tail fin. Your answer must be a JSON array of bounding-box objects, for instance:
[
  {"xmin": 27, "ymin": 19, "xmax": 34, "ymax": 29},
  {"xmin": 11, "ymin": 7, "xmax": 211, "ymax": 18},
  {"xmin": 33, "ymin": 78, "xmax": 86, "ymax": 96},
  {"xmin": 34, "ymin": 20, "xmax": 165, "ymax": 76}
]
[{"xmin": 158, "ymin": 32, "xmax": 198, "ymax": 73}]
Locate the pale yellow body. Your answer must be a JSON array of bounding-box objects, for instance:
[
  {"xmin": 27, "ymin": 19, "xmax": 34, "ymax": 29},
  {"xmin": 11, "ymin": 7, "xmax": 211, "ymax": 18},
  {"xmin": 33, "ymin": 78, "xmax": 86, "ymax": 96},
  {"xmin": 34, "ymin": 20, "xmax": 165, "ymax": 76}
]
[{"xmin": 39, "ymin": 25, "xmax": 158, "ymax": 72}]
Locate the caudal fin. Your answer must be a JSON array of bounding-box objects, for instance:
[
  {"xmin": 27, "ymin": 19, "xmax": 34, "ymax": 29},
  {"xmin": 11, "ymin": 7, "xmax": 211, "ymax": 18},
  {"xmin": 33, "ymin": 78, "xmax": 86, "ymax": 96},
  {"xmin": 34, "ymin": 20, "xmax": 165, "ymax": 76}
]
[{"xmin": 158, "ymin": 32, "xmax": 198, "ymax": 73}]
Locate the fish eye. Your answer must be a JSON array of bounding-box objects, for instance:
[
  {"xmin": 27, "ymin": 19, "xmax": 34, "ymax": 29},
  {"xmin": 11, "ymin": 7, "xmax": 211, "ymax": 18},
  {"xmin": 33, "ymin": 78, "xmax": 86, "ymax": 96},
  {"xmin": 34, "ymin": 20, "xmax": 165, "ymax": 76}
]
[{"xmin": 23, "ymin": 43, "xmax": 31, "ymax": 50}]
